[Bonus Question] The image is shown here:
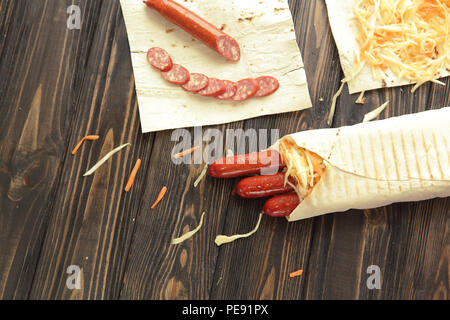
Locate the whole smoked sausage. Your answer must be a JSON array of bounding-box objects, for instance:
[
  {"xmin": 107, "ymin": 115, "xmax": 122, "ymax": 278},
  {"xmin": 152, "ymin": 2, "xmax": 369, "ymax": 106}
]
[{"xmin": 144, "ymin": 0, "xmax": 241, "ymax": 62}]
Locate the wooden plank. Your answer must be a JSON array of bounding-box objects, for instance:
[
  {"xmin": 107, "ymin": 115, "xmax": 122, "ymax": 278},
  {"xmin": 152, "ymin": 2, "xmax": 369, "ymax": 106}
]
[
  {"xmin": 301, "ymin": 46, "xmax": 449, "ymax": 300},
  {"xmin": 119, "ymin": 122, "xmax": 247, "ymax": 299},
  {"xmin": 1, "ymin": 0, "xmax": 447, "ymax": 300},
  {"xmin": 209, "ymin": 0, "xmax": 342, "ymax": 299},
  {"xmin": 0, "ymin": 0, "xmax": 16, "ymax": 60},
  {"xmin": 118, "ymin": 0, "xmax": 323, "ymax": 300},
  {"xmin": 359, "ymin": 77, "xmax": 449, "ymax": 300},
  {"xmin": 0, "ymin": 0, "xmax": 102, "ymax": 299},
  {"xmin": 356, "ymin": 200, "xmax": 449, "ymax": 299},
  {"xmin": 27, "ymin": 0, "xmax": 154, "ymax": 299}
]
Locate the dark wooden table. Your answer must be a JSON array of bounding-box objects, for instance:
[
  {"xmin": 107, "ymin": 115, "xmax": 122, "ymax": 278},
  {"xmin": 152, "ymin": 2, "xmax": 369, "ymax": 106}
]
[{"xmin": 0, "ymin": 0, "xmax": 448, "ymax": 300}]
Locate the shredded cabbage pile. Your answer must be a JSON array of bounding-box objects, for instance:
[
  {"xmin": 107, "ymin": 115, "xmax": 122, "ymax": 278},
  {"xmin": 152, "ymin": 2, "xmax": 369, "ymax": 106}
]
[{"xmin": 351, "ymin": 0, "xmax": 449, "ymax": 91}]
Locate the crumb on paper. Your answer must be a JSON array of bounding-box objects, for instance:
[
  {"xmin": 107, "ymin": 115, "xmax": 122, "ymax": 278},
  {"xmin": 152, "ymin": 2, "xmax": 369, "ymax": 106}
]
[{"xmin": 238, "ymin": 16, "xmax": 255, "ymax": 23}]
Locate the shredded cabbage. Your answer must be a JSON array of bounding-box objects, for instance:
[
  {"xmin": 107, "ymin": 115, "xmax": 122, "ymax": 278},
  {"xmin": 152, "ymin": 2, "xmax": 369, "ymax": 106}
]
[
  {"xmin": 363, "ymin": 100, "xmax": 390, "ymax": 122},
  {"xmin": 215, "ymin": 214, "xmax": 263, "ymax": 246},
  {"xmin": 352, "ymin": 0, "xmax": 449, "ymax": 92},
  {"xmin": 278, "ymin": 137, "xmax": 326, "ymax": 200},
  {"xmin": 171, "ymin": 212, "xmax": 206, "ymax": 245}
]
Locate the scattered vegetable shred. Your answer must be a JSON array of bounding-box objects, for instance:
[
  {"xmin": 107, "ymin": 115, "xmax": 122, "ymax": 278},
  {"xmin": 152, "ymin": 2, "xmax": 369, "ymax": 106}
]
[
  {"xmin": 124, "ymin": 159, "xmax": 142, "ymax": 192},
  {"xmin": 289, "ymin": 269, "xmax": 303, "ymax": 278},
  {"xmin": 83, "ymin": 143, "xmax": 131, "ymax": 177},
  {"xmin": 328, "ymin": 80, "xmax": 345, "ymax": 126},
  {"xmin": 173, "ymin": 146, "xmax": 200, "ymax": 159},
  {"xmin": 194, "ymin": 164, "xmax": 208, "ymax": 188},
  {"xmin": 363, "ymin": 100, "xmax": 390, "ymax": 122},
  {"xmin": 172, "ymin": 212, "xmax": 206, "ymax": 245},
  {"xmin": 72, "ymin": 135, "xmax": 100, "ymax": 155},
  {"xmin": 356, "ymin": 91, "xmax": 366, "ymax": 104},
  {"xmin": 215, "ymin": 214, "xmax": 263, "ymax": 246},
  {"xmin": 152, "ymin": 186, "xmax": 168, "ymax": 209}
]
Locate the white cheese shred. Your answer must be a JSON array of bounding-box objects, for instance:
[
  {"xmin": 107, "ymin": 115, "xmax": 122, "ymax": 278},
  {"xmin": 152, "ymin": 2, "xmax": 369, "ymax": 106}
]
[
  {"xmin": 193, "ymin": 164, "xmax": 208, "ymax": 188},
  {"xmin": 215, "ymin": 214, "xmax": 263, "ymax": 247},
  {"xmin": 226, "ymin": 149, "xmax": 234, "ymax": 157},
  {"xmin": 171, "ymin": 212, "xmax": 206, "ymax": 245},
  {"xmin": 83, "ymin": 143, "xmax": 131, "ymax": 177},
  {"xmin": 328, "ymin": 81, "xmax": 345, "ymax": 126},
  {"xmin": 363, "ymin": 101, "xmax": 390, "ymax": 123}
]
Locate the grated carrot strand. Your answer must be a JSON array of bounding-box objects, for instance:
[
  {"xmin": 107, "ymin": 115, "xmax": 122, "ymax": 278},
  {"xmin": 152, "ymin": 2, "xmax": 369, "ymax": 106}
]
[
  {"xmin": 151, "ymin": 186, "xmax": 168, "ymax": 209},
  {"xmin": 72, "ymin": 135, "xmax": 100, "ymax": 155},
  {"xmin": 173, "ymin": 146, "xmax": 200, "ymax": 159},
  {"xmin": 124, "ymin": 159, "xmax": 142, "ymax": 192},
  {"xmin": 289, "ymin": 269, "xmax": 303, "ymax": 278}
]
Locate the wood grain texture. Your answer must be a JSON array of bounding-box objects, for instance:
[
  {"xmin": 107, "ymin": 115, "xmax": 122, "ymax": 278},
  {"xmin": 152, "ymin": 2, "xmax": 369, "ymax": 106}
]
[
  {"xmin": 0, "ymin": 0, "xmax": 448, "ymax": 300},
  {"xmin": 118, "ymin": 123, "xmax": 246, "ymax": 300},
  {"xmin": 0, "ymin": 0, "xmax": 103, "ymax": 299},
  {"xmin": 210, "ymin": 0, "xmax": 332, "ymax": 300},
  {"xmin": 28, "ymin": 0, "xmax": 153, "ymax": 299}
]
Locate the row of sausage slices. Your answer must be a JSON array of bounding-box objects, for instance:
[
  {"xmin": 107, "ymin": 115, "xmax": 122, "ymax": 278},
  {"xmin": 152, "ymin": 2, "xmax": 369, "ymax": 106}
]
[{"xmin": 147, "ymin": 47, "xmax": 280, "ymax": 101}]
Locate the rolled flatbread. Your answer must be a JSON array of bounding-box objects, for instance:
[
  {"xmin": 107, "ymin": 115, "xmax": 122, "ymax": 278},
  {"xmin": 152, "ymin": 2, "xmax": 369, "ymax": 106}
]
[{"xmin": 273, "ymin": 107, "xmax": 450, "ymax": 221}]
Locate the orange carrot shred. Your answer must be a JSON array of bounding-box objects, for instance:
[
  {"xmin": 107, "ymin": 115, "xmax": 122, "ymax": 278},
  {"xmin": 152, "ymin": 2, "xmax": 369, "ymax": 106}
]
[
  {"xmin": 289, "ymin": 269, "xmax": 303, "ymax": 278},
  {"xmin": 151, "ymin": 186, "xmax": 168, "ymax": 209},
  {"xmin": 124, "ymin": 159, "xmax": 142, "ymax": 192},
  {"xmin": 173, "ymin": 146, "xmax": 200, "ymax": 159},
  {"xmin": 305, "ymin": 150, "xmax": 324, "ymax": 177},
  {"xmin": 72, "ymin": 135, "xmax": 100, "ymax": 155}
]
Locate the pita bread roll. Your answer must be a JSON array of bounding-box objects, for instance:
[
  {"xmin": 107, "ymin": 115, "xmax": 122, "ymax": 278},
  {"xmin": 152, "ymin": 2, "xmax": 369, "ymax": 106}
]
[{"xmin": 272, "ymin": 108, "xmax": 450, "ymax": 222}]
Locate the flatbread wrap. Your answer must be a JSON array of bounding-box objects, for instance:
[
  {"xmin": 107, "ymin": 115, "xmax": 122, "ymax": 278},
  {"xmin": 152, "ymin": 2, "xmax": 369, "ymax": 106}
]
[
  {"xmin": 209, "ymin": 108, "xmax": 450, "ymax": 221},
  {"xmin": 273, "ymin": 107, "xmax": 450, "ymax": 221}
]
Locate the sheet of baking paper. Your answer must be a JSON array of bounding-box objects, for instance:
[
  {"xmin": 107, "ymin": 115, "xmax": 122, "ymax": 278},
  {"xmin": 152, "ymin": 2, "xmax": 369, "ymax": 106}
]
[
  {"xmin": 325, "ymin": 0, "xmax": 450, "ymax": 94},
  {"xmin": 276, "ymin": 107, "xmax": 450, "ymax": 222},
  {"xmin": 120, "ymin": 0, "xmax": 311, "ymax": 133}
]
